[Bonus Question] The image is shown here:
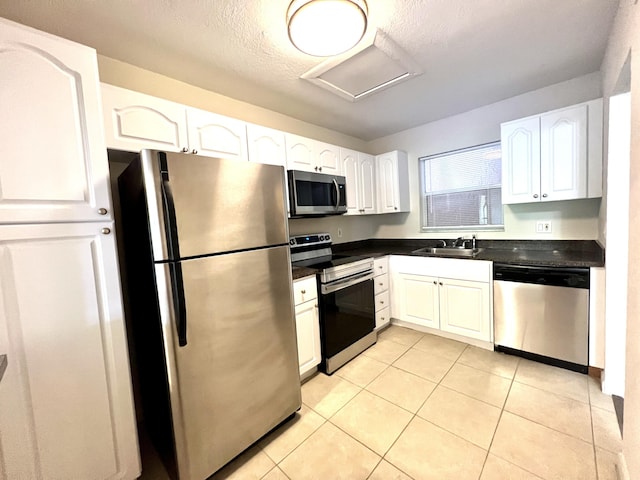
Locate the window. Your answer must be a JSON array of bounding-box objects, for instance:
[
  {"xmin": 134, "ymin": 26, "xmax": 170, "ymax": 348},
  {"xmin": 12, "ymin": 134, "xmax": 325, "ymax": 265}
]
[{"xmin": 419, "ymin": 141, "xmax": 503, "ymax": 231}]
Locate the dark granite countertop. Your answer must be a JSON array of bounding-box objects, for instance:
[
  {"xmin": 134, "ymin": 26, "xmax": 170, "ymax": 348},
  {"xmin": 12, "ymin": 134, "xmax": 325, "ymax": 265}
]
[
  {"xmin": 0, "ymin": 355, "xmax": 6, "ymax": 383},
  {"xmin": 292, "ymin": 266, "xmax": 319, "ymax": 280},
  {"xmin": 332, "ymin": 239, "xmax": 605, "ymax": 268}
]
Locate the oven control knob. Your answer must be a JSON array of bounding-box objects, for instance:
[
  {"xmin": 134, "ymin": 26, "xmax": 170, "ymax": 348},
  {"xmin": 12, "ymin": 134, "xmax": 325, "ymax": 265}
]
[
  {"xmin": 326, "ymin": 234, "xmax": 331, "ymax": 241},
  {"xmin": 319, "ymin": 235, "xmax": 324, "ymax": 241},
  {"xmin": 289, "ymin": 239, "xmax": 295, "ymax": 245}
]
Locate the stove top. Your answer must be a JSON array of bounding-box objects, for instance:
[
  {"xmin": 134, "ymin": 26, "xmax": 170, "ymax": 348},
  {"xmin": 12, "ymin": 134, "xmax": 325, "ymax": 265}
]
[{"xmin": 290, "ymin": 233, "xmax": 374, "ymax": 283}]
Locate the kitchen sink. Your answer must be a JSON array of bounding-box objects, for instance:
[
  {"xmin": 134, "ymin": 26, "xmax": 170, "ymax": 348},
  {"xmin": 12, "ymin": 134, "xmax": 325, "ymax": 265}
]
[{"xmin": 412, "ymin": 247, "xmax": 485, "ymax": 258}]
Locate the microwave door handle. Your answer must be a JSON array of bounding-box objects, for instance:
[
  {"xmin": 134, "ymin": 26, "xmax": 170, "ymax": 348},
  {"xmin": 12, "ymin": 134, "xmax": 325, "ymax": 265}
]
[{"xmin": 332, "ymin": 178, "xmax": 340, "ymax": 210}]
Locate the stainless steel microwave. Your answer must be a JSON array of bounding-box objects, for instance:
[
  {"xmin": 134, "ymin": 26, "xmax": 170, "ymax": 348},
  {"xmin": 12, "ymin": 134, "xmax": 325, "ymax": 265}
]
[{"xmin": 287, "ymin": 170, "xmax": 347, "ymax": 217}]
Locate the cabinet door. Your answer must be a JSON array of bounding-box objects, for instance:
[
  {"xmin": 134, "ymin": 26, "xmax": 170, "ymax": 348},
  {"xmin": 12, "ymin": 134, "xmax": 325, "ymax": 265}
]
[
  {"xmin": 341, "ymin": 148, "xmax": 361, "ymax": 215},
  {"xmin": 101, "ymin": 83, "xmax": 188, "ymax": 153},
  {"xmin": 540, "ymin": 104, "xmax": 587, "ymax": 201},
  {"xmin": 0, "ymin": 222, "xmax": 139, "ymax": 480},
  {"xmin": 316, "ymin": 141, "xmax": 341, "ymax": 175},
  {"xmin": 247, "ymin": 124, "xmax": 286, "ymax": 167},
  {"xmin": 359, "ymin": 153, "xmax": 377, "ymax": 214},
  {"xmin": 439, "ymin": 278, "xmax": 490, "ymax": 341},
  {"xmin": 295, "ymin": 300, "xmax": 321, "ymax": 376},
  {"xmin": 285, "ymin": 134, "xmax": 315, "ymax": 172},
  {"xmin": 186, "ymin": 108, "xmax": 248, "ymax": 161},
  {"xmin": 0, "ymin": 20, "xmax": 113, "ymax": 224},
  {"xmin": 395, "ymin": 273, "xmax": 439, "ymax": 329},
  {"xmin": 376, "ymin": 152, "xmax": 399, "ymax": 213},
  {"xmin": 501, "ymin": 117, "xmax": 541, "ymax": 204}
]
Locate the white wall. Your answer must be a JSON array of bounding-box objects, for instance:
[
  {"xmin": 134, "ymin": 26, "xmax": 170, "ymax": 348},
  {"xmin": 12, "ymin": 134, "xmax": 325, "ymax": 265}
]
[
  {"xmin": 603, "ymin": 92, "xmax": 631, "ymax": 397},
  {"xmin": 599, "ymin": 1, "xmax": 640, "ymax": 478},
  {"xmin": 364, "ymin": 72, "xmax": 603, "ymax": 240}
]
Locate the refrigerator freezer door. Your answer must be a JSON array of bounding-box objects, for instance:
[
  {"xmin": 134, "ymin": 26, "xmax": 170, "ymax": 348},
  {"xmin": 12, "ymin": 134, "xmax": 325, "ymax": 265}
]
[
  {"xmin": 158, "ymin": 245, "xmax": 300, "ymax": 480},
  {"xmin": 140, "ymin": 150, "xmax": 288, "ymax": 261}
]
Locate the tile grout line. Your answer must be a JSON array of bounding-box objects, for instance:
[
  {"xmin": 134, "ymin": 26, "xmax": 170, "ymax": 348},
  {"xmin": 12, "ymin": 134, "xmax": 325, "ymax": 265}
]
[
  {"xmin": 589, "ymin": 377, "xmax": 601, "ymax": 480},
  {"xmin": 363, "ymin": 340, "xmax": 469, "ymax": 479},
  {"xmin": 476, "ymin": 355, "xmax": 519, "ymax": 479}
]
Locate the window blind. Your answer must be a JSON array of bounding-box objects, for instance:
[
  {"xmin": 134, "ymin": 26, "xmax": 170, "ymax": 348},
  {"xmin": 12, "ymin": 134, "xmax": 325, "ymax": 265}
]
[{"xmin": 419, "ymin": 142, "xmax": 503, "ymax": 230}]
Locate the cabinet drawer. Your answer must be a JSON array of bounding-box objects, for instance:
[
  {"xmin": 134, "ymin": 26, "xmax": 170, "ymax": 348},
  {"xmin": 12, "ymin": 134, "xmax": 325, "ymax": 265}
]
[
  {"xmin": 374, "ymin": 256, "xmax": 388, "ymax": 276},
  {"xmin": 375, "ymin": 290, "xmax": 390, "ymax": 312},
  {"xmin": 376, "ymin": 306, "xmax": 391, "ymax": 330},
  {"xmin": 374, "ymin": 273, "xmax": 389, "ymax": 295},
  {"xmin": 293, "ymin": 276, "xmax": 317, "ymax": 305}
]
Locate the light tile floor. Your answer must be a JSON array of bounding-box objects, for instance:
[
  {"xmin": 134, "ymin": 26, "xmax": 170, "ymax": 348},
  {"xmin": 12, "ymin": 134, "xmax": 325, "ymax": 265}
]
[{"xmin": 145, "ymin": 326, "xmax": 623, "ymax": 480}]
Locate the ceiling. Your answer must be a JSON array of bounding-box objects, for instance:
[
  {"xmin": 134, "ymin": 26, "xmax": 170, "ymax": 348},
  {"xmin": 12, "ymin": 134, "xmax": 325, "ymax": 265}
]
[{"xmin": 0, "ymin": 0, "xmax": 619, "ymax": 141}]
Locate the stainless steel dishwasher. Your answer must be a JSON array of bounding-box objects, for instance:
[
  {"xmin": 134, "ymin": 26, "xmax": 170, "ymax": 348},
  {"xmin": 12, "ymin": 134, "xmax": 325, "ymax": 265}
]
[{"xmin": 493, "ymin": 264, "xmax": 590, "ymax": 372}]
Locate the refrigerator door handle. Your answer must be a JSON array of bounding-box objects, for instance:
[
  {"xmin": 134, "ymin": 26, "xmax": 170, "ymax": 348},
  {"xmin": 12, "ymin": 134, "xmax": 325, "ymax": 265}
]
[
  {"xmin": 158, "ymin": 152, "xmax": 182, "ymax": 259},
  {"xmin": 169, "ymin": 262, "xmax": 188, "ymax": 346}
]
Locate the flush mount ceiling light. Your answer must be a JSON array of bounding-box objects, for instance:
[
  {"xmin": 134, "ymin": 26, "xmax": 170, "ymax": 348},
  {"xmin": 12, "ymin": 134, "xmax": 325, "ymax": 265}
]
[{"xmin": 287, "ymin": 0, "xmax": 368, "ymax": 57}]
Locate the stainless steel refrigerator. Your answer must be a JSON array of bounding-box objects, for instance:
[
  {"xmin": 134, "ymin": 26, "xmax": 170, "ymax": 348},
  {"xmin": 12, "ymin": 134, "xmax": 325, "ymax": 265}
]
[{"xmin": 117, "ymin": 149, "xmax": 301, "ymax": 480}]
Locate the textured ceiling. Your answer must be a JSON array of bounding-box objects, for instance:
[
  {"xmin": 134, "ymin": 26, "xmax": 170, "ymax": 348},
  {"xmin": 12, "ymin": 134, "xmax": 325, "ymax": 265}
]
[{"xmin": 0, "ymin": 0, "xmax": 619, "ymax": 141}]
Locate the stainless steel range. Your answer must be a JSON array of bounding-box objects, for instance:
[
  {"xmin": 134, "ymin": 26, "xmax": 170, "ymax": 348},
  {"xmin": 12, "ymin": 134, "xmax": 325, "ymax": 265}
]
[{"xmin": 290, "ymin": 233, "xmax": 377, "ymax": 374}]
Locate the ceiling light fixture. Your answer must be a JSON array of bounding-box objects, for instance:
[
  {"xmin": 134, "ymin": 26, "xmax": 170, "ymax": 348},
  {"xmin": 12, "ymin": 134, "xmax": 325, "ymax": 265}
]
[{"xmin": 287, "ymin": 0, "xmax": 368, "ymax": 57}]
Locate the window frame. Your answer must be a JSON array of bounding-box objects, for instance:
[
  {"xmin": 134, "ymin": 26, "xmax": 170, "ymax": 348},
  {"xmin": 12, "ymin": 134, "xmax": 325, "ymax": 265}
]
[{"xmin": 419, "ymin": 141, "xmax": 505, "ymax": 233}]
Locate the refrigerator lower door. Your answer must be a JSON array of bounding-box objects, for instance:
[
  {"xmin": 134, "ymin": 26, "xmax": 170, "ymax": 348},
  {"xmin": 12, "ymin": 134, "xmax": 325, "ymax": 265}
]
[{"xmin": 157, "ymin": 245, "xmax": 300, "ymax": 480}]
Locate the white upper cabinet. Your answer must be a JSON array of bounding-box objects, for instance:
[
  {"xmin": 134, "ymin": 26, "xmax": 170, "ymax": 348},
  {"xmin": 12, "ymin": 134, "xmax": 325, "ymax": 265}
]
[
  {"xmin": 0, "ymin": 18, "xmax": 113, "ymax": 224},
  {"xmin": 285, "ymin": 134, "xmax": 341, "ymax": 175},
  {"xmin": 0, "ymin": 222, "xmax": 139, "ymax": 480},
  {"xmin": 341, "ymin": 149, "xmax": 376, "ymax": 215},
  {"xmin": 540, "ymin": 105, "xmax": 587, "ymax": 201},
  {"xmin": 102, "ymin": 84, "xmax": 248, "ymax": 161},
  {"xmin": 101, "ymin": 83, "xmax": 188, "ymax": 153},
  {"xmin": 376, "ymin": 150, "xmax": 410, "ymax": 213},
  {"xmin": 185, "ymin": 108, "xmax": 247, "ymax": 160},
  {"xmin": 501, "ymin": 117, "xmax": 541, "ymax": 204},
  {"xmin": 501, "ymin": 100, "xmax": 602, "ymax": 205},
  {"xmin": 315, "ymin": 141, "xmax": 341, "ymax": 175},
  {"xmin": 246, "ymin": 124, "xmax": 286, "ymax": 167}
]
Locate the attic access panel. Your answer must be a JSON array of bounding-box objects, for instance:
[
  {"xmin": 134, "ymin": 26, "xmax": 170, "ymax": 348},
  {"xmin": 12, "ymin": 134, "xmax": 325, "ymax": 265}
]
[{"xmin": 301, "ymin": 30, "xmax": 422, "ymax": 102}]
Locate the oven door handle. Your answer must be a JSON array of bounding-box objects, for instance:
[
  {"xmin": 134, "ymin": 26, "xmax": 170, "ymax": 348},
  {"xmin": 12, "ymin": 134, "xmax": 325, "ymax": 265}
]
[
  {"xmin": 332, "ymin": 178, "xmax": 340, "ymax": 210},
  {"xmin": 321, "ymin": 271, "xmax": 374, "ymax": 294}
]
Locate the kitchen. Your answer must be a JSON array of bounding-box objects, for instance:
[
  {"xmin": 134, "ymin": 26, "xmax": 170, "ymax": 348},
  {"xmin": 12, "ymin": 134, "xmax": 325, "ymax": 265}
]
[{"xmin": 0, "ymin": 1, "xmax": 638, "ymax": 480}]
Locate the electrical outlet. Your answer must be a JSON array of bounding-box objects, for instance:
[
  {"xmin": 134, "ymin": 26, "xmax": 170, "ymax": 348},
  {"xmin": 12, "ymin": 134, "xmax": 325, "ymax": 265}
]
[{"xmin": 536, "ymin": 221, "xmax": 552, "ymax": 233}]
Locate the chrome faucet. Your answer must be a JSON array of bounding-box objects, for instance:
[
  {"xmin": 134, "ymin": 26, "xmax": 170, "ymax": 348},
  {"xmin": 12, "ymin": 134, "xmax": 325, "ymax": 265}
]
[
  {"xmin": 437, "ymin": 239, "xmax": 447, "ymax": 248},
  {"xmin": 453, "ymin": 236, "xmax": 464, "ymax": 248}
]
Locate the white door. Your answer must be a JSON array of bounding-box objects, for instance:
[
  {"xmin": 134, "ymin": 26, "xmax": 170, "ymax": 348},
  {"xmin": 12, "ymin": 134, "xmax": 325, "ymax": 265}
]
[
  {"xmin": 396, "ymin": 273, "xmax": 440, "ymax": 329},
  {"xmin": 101, "ymin": 83, "xmax": 189, "ymax": 153},
  {"xmin": 341, "ymin": 148, "xmax": 360, "ymax": 215},
  {"xmin": 376, "ymin": 152, "xmax": 398, "ymax": 213},
  {"xmin": 359, "ymin": 153, "xmax": 377, "ymax": 214},
  {"xmin": 285, "ymin": 134, "xmax": 315, "ymax": 172},
  {"xmin": 295, "ymin": 300, "xmax": 321, "ymax": 376},
  {"xmin": 316, "ymin": 141, "xmax": 341, "ymax": 175},
  {"xmin": 0, "ymin": 222, "xmax": 139, "ymax": 480},
  {"xmin": 439, "ymin": 279, "xmax": 490, "ymax": 341},
  {"xmin": 0, "ymin": 20, "xmax": 113, "ymax": 224},
  {"xmin": 247, "ymin": 124, "xmax": 286, "ymax": 167},
  {"xmin": 501, "ymin": 117, "xmax": 541, "ymax": 204},
  {"xmin": 540, "ymin": 104, "xmax": 587, "ymax": 201},
  {"xmin": 186, "ymin": 108, "xmax": 248, "ymax": 161}
]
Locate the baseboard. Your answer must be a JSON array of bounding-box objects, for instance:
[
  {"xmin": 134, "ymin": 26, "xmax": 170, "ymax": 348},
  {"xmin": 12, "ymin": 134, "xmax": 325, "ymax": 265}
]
[
  {"xmin": 617, "ymin": 451, "xmax": 629, "ymax": 480},
  {"xmin": 390, "ymin": 319, "xmax": 493, "ymax": 351}
]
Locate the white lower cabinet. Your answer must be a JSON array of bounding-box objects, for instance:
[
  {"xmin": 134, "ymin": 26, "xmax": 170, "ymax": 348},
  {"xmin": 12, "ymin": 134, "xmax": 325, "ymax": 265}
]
[
  {"xmin": 0, "ymin": 222, "xmax": 139, "ymax": 480},
  {"xmin": 394, "ymin": 273, "xmax": 440, "ymax": 329},
  {"xmin": 439, "ymin": 278, "xmax": 491, "ymax": 341},
  {"xmin": 390, "ymin": 255, "xmax": 493, "ymax": 343},
  {"xmin": 373, "ymin": 257, "xmax": 391, "ymax": 329},
  {"xmin": 293, "ymin": 276, "xmax": 321, "ymax": 378}
]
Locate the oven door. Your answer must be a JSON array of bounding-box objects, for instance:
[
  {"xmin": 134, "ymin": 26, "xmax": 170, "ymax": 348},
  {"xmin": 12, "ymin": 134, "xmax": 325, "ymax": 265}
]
[
  {"xmin": 288, "ymin": 170, "xmax": 347, "ymax": 216},
  {"xmin": 319, "ymin": 272, "xmax": 375, "ymax": 362}
]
